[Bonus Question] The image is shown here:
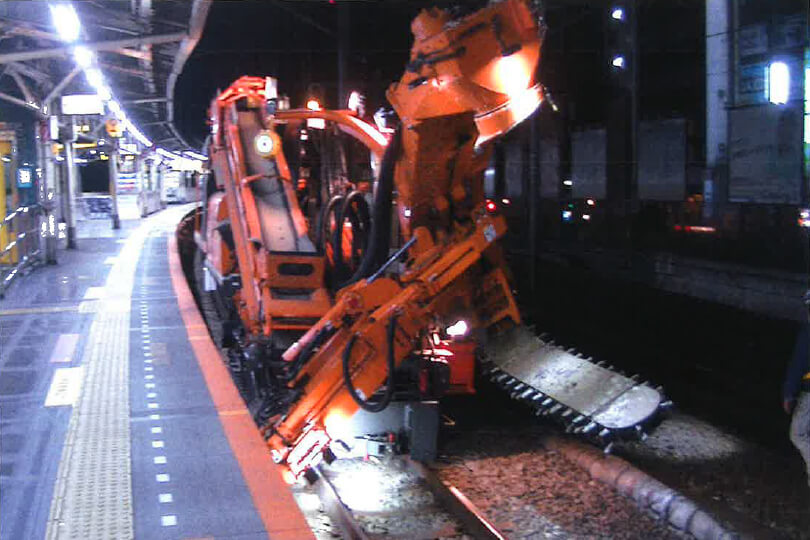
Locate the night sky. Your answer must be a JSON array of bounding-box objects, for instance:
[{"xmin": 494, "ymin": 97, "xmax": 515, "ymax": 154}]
[
  {"xmin": 173, "ymin": 0, "xmax": 704, "ymax": 150},
  {"xmin": 174, "ymin": 0, "xmax": 479, "ymax": 148}
]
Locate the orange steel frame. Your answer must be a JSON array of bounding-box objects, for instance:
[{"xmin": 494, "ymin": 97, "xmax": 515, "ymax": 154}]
[
  {"xmin": 207, "ymin": 76, "xmax": 387, "ymax": 336},
  {"xmin": 265, "ymin": 0, "xmax": 543, "ymax": 477},
  {"xmin": 204, "ymin": 0, "xmax": 544, "ymax": 480}
]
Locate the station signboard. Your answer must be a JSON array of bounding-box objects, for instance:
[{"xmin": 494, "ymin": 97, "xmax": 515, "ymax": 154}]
[
  {"xmin": 638, "ymin": 119, "xmax": 686, "ymax": 201},
  {"xmin": 61, "ymin": 94, "xmax": 104, "ymax": 116},
  {"xmin": 571, "ymin": 129, "xmax": 606, "ymax": 199},
  {"xmin": 729, "ymin": 105, "xmax": 803, "ymax": 203}
]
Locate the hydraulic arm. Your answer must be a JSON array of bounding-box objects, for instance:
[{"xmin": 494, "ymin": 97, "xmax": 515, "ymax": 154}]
[
  {"xmin": 265, "ymin": 0, "xmax": 548, "ymax": 477},
  {"xmin": 196, "ymin": 0, "xmax": 666, "ymax": 482}
]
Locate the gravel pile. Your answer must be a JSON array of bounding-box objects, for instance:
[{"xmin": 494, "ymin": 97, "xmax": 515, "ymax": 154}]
[{"xmin": 436, "ymin": 427, "xmax": 685, "ymax": 539}]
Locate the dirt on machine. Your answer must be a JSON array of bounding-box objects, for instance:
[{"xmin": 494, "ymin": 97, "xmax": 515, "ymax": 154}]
[{"xmin": 180, "ymin": 0, "xmax": 669, "ymax": 482}]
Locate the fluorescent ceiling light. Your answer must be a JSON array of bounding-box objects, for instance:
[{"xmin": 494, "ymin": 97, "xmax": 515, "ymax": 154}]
[
  {"xmin": 50, "ymin": 4, "xmax": 81, "ymax": 43},
  {"xmin": 156, "ymin": 148, "xmax": 180, "ymax": 159},
  {"xmin": 85, "ymin": 68, "xmax": 104, "ymax": 89},
  {"xmin": 183, "ymin": 150, "xmax": 208, "ymax": 161},
  {"xmin": 72, "ymin": 45, "xmax": 93, "ymax": 68},
  {"xmin": 97, "ymin": 86, "xmax": 111, "ymax": 102}
]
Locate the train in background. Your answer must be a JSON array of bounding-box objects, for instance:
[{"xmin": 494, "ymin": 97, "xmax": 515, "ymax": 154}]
[{"xmin": 162, "ymin": 169, "xmax": 202, "ymax": 205}]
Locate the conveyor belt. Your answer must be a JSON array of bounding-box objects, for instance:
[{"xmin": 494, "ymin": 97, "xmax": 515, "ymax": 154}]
[{"xmin": 237, "ymin": 110, "xmax": 315, "ymax": 253}]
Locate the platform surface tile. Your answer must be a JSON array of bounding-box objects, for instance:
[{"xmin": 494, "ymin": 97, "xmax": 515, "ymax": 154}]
[{"xmin": 0, "ymin": 207, "xmax": 312, "ymax": 540}]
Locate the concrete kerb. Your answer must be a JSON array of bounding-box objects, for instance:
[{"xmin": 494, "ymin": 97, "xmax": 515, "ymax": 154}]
[{"xmin": 544, "ymin": 436, "xmax": 740, "ymax": 540}]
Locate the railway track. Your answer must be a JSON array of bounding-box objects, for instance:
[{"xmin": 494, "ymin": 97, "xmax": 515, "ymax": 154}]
[{"xmin": 297, "ymin": 456, "xmax": 506, "ymax": 540}]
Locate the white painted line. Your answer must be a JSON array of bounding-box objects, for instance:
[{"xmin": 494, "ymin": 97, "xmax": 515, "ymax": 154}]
[
  {"xmin": 77, "ymin": 301, "xmax": 98, "ymax": 313},
  {"xmin": 149, "ymin": 414, "xmax": 160, "ymax": 420},
  {"xmin": 147, "ymin": 403, "xmax": 159, "ymax": 409},
  {"xmin": 153, "ymin": 455, "xmax": 167, "ymax": 464},
  {"xmin": 151, "ymin": 440, "xmax": 164, "ymax": 448},
  {"xmin": 145, "ymin": 383, "xmax": 155, "ymax": 389},
  {"xmin": 158, "ymin": 493, "xmax": 173, "ymax": 503},
  {"xmin": 147, "ymin": 393, "xmax": 157, "ymax": 399},
  {"xmin": 144, "ymin": 359, "xmax": 153, "ymax": 364},
  {"xmin": 145, "ymin": 366, "xmax": 153, "ymax": 372},
  {"xmin": 50, "ymin": 334, "xmax": 80, "ymax": 363},
  {"xmin": 161, "ymin": 515, "xmax": 177, "ymax": 527},
  {"xmin": 104, "ymin": 256, "xmax": 118, "ymax": 265},
  {"xmin": 83, "ymin": 286, "xmax": 105, "ymax": 300},
  {"xmin": 44, "ymin": 367, "xmax": 84, "ymax": 407},
  {"xmin": 144, "ymin": 352, "xmax": 152, "ymax": 357},
  {"xmin": 156, "ymin": 474, "xmax": 170, "ymax": 483},
  {"xmin": 145, "ymin": 374, "xmax": 154, "ymax": 380}
]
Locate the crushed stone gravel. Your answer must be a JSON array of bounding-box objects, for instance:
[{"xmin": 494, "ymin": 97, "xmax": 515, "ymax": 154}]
[{"xmin": 436, "ymin": 426, "xmax": 686, "ymax": 539}]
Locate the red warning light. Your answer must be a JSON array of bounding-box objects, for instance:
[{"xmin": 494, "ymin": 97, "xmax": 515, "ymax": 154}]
[{"xmin": 485, "ymin": 200, "xmax": 497, "ymax": 213}]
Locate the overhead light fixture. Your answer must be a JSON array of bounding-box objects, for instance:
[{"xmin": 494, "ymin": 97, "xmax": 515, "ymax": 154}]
[
  {"xmin": 124, "ymin": 119, "xmax": 152, "ymax": 147},
  {"xmin": 85, "ymin": 68, "xmax": 104, "ymax": 89},
  {"xmin": 50, "ymin": 4, "xmax": 81, "ymax": 43},
  {"xmin": 183, "ymin": 150, "xmax": 208, "ymax": 161},
  {"xmin": 72, "ymin": 45, "xmax": 93, "ymax": 68},
  {"xmin": 54, "ymin": 1, "xmax": 197, "ymax": 168},
  {"xmin": 611, "ymin": 7, "xmax": 624, "ymax": 21},
  {"xmin": 156, "ymin": 147, "xmax": 181, "ymax": 160},
  {"xmin": 97, "ymin": 86, "xmax": 112, "ymax": 102},
  {"xmin": 768, "ymin": 61, "xmax": 789, "ymax": 105},
  {"xmin": 611, "ymin": 55, "xmax": 625, "ymax": 69}
]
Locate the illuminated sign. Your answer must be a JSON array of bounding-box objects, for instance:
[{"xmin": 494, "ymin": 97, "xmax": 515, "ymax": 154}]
[
  {"xmin": 17, "ymin": 168, "xmax": 32, "ymax": 188},
  {"xmin": 61, "ymin": 94, "xmax": 104, "ymax": 115}
]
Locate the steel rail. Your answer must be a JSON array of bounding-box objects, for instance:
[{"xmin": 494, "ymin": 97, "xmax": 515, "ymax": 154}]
[
  {"xmin": 312, "ymin": 458, "xmax": 506, "ymax": 540},
  {"xmin": 312, "ymin": 465, "xmax": 369, "ymax": 540},
  {"xmin": 406, "ymin": 458, "xmax": 508, "ymax": 540}
]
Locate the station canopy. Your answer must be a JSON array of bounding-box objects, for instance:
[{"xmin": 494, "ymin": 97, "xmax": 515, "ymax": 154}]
[{"xmin": 0, "ymin": 0, "xmax": 211, "ymax": 156}]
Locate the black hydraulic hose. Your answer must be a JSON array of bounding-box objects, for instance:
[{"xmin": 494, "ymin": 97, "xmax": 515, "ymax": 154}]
[
  {"xmin": 342, "ymin": 315, "xmax": 398, "ymax": 413},
  {"xmin": 345, "ymin": 128, "xmax": 402, "ymax": 285},
  {"xmin": 332, "ymin": 190, "xmax": 371, "ymax": 287},
  {"xmin": 315, "ymin": 195, "xmax": 345, "ymax": 253}
]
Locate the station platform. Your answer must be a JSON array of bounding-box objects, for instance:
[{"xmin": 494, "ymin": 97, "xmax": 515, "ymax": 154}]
[{"xmin": 0, "ymin": 206, "xmax": 314, "ymax": 540}]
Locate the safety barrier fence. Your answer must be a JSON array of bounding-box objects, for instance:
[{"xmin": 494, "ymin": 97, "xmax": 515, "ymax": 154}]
[{"xmin": 0, "ymin": 203, "xmax": 49, "ymax": 298}]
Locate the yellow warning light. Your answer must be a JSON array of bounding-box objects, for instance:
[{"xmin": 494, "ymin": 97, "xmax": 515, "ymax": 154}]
[{"xmin": 105, "ymin": 119, "xmax": 123, "ymax": 138}]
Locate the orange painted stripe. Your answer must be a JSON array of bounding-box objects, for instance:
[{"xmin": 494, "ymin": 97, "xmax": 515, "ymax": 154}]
[{"xmin": 167, "ymin": 232, "xmax": 314, "ymax": 540}]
